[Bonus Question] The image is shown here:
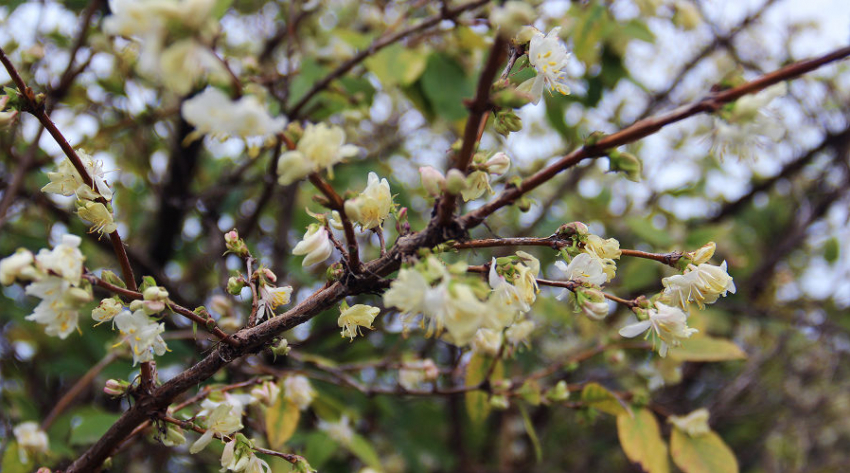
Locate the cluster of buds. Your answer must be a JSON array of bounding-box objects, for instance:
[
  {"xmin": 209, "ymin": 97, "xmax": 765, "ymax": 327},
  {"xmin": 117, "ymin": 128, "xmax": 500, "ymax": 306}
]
[{"xmin": 224, "ymin": 229, "xmax": 250, "ymax": 258}]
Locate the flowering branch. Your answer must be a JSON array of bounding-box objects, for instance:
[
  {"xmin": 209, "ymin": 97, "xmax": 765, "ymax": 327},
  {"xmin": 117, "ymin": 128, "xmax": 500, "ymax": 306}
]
[
  {"xmin": 309, "ymin": 173, "xmax": 361, "ymax": 272},
  {"xmin": 436, "ymin": 35, "xmax": 508, "ymax": 226},
  {"xmin": 159, "ymin": 415, "xmax": 307, "ymax": 465},
  {"xmin": 460, "ymin": 44, "xmax": 850, "ymax": 228},
  {"xmin": 83, "ymin": 274, "xmax": 237, "ymax": 345}
]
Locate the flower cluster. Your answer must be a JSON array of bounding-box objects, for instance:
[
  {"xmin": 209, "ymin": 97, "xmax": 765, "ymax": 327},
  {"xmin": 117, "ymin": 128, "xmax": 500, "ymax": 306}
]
[
  {"xmin": 292, "ymin": 224, "xmax": 334, "ymax": 267},
  {"xmin": 42, "ymin": 150, "xmax": 117, "ymax": 237},
  {"xmin": 104, "ymin": 0, "xmax": 223, "ymax": 94},
  {"xmin": 383, "ymin": 252, "xmax": 539, "ymax": 346},
  {"xmin": 418, "ymin": 152, "xmax": 511, "ymax": 202},
  {"xmin": 181, "ymin": 87, "xmax": 286, "ymax": 142},
  {"xmin": 619, "ymin": 302, "xmax": 698, "ymax": 357},
  {"xmin": 254, "ymin": 268, "xmax": 293, "ymax": 322},
  {"xmin": 344, "ymin": 172, "xmax": 394, "ymax": 230},
  {"xmin": 190, "ymin": 400, "xmax": 245, "ymax": 453},
  {"xmin": 711, "ymin": 82, "xmax": 787, "ymax": 159},
  {"xmin": 113, "ymin": 309, "xmax": 169, "ymax": 365},
  {"xmin": 277, "ymin": 122, "xmax": 360, "ymax": 185},
  {"xmin": 0, "ymin": 235, "xmax": 92, "ymax": 339},
  {"xmin": 221, "ymin": 438, "xmax": 271, "ymax": 473}
]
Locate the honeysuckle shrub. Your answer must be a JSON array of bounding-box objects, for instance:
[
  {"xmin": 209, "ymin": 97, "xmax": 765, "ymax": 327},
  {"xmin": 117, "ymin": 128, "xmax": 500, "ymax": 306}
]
[{"xmin": 1, "ymin": 1, "xmax": 850, "ymax": 472}]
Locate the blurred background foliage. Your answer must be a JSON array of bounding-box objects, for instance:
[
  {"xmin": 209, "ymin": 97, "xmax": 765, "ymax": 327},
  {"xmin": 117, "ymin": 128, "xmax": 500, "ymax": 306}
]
[{"xmin": 1, "ymin": 0, "xmax": 849, "ymax": 471}]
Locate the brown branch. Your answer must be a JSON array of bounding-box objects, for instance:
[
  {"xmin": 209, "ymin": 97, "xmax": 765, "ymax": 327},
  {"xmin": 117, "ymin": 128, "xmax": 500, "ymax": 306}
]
[
  {"xmin": 83, "ymin": 273, "xmax": 237, "ymax": 345},
  {"xmin": 460, "ymin": 44, "xmax": 850, "ymax": 228},
  {"xmin": 309, "ymin": 173, "xmax": 361, "ymax": 272},
  {"xmin": 159, "ymin": 416, "xmax": 306, "ymax": 465},
  {"xmin": 435, "ymin": 35, "xmax": 508, "ymax": 226},
  {"xmin": 619, "ymin": 249, "xmax": 682, "ymax": 268},
  {"xmin": 287, "ymin": 0, "xmax": 490, "ymax": 118}
]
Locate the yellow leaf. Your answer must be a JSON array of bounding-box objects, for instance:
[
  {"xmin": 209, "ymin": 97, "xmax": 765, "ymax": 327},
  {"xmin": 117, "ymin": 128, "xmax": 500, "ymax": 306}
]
[
  {"xmin": 582, "ymin": 382, "xmax": 629, "ymax": 416},
  {"xmin": 465, "ymin": 352, "xmax": 501, "ymax": 425},
  {"xmin": 265, "ymin": 394, "xmax": 300, "ymax": 450},
  {"xmin": 669, "ymin": 337, "xmax": 747, "ymax": 362},
  {"xmin": 617, "ymin": 408, "xmax": 670, "ymax": 473},
  {"xmin": 670, "ymin": 429, "xmax": 739, "ymax": 473}
]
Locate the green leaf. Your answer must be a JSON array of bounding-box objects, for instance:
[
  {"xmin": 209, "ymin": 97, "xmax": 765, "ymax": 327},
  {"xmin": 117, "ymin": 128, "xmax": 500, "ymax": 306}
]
[
  {"xmin": 617, "ymin": 408, "xmax": 670, "ymax": 473},
  {"xmin": 581, "ymin": 382, "xmax": 629, "ymax": 416},
  {"xmin": 670, "ymin": 429, "xmax": 739, "ymax": 473},
  {"xmin": 265, "ymin": 394, "xmax": 300, "ymax": 450},
  {"xmin": 1, "ymin": 442, "xmax": 30, "ymax": 473},
  {"xmin": 518, "ymin": 403, "xmax": 543, "ymax": 463},
  {"xmin": 465, "ymin": 352, "xmax": 501, "ymax": 424},
  {"xmin": 347, "ymin": 433, "xmax": 382, "ymax": 469},
  {"xmin": 69, "ymin": 410, "xmax": 122, "ymax": 446},
  {"xmin": 669, "ymin": 337, "xmax": 747, "ymax": 362},
  {"xmin": 365, "ymin": 44, "xmax": 427, "ymax": 87},
  {"xmin": 421, "ymin": 53, "xmax": 473, "ymax": 121}
]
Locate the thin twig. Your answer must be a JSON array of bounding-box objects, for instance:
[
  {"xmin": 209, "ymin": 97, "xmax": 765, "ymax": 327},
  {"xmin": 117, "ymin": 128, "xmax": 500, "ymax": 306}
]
[{"xmin": 309, "ymin": 173, "xmax": 361, "ymax": 272}]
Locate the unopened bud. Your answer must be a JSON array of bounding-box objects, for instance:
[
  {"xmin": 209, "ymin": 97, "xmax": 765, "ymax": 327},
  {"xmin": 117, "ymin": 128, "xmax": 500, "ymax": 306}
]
[
  {"xmin": 689, "ymin": 241, "xmax": 716, "ymax": 265},
  {"xmin": 494, "ymin": 110, "xmax": 522, "ymax": 136},
  {"xmin": 607, "ymin": 151, "xmax": 642, "ymax": 182},
  {"xmin": 224, "ymin": 229, "xmax": 250, "ymax": 257},
  {"xmin": 272, "ymin": 339, "xmax": 290, "ymax": 357},
  {"xmin": 483, "ymin": 152, "xmax": 511, "ymax": 176},
  {"xmin": 445, "ymin": 169, "xmax": 468, "ymax": 194},
  {"xmin": 557, "ymin": 221, "xmax": 589, "ymax": 237},
  {"xmin": 545, "ymin": 380, "xmax": 570, "ymax": 402},
  {"xmin": 489, "ymin": 394, "xmax": 510, "ymax": 410},
  {"xmin": 104, "ymin": 379, "xmax": 129, "ymax": 397},
  {"xmin": 419, "ymin": 166, "xmax": 446, "ymax": 196},
  {"xmin": 227, "ymin": 276, "xmax": 245, "ymax": 295},
  {"xmin": 162, "ymin": 424, "xmax": 186, "ymax": 446},
  {"xmin": 492, "ymin": 86, "xmax": 532, "ymax": 109}
]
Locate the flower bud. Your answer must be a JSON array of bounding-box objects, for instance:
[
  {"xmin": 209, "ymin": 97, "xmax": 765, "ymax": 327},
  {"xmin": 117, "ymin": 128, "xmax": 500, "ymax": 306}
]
[
  {"xmin": 445, "ymin": 169, "xmax": 468, "ymax": 194},
  {"xmin": 607, "ymin": 151, "xmax": 642, "ymax": 182},
  {"xmin": 515, "ymin": 25, "xmax": 538, "ymax": 45},
  {"xmin": 162, "ymin": 424, "xmax": 186, "ymax": 446},
  {"xmin": 483, "ymin": 152, "xmax": 511, "ymax": 176},
  {"xmin": 492, "ymin": 87, "xmax": 532, "ymax": 109},
  {"xmin": 557, "ymin": 221, "xmax": 589, "ymax": 237},
  {"xmin": 545, "ymin": 380, "xmax": 570, "ymax": 402},
  {"xmin": 689, "ymin": 241, "xmax": 716, "ymax": 266},
  {"xmin": 489, "ymin": 394, "xmax": 510, "ymax": 410},
  {"xmin": 419, "ymin": 166, "xmax": 446, "ymax": 196},
  {"xmin": 576, "ymin": 287, "xmax": 609, "ymax": 320},
  {"xmin": 104, "ymin": 379, "xmax": 129, "ymax": 397},
  {"xmin": 494, "ymin": 110, "xmax": 522, "ymax": 136},
  {"xmin": 224, "ymin": 229, "xmax": 249, "ymax": 258},
  {"xmin": 272, "ymin": 338, "xmax": 291, "ymax": 357},
  {"xmin": 227, "ymin": 276, "xmax": 246, "ymax": 295}
]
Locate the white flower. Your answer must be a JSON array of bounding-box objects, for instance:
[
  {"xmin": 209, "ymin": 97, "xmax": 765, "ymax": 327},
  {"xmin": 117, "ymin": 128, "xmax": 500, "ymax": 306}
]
[
  {"xmin": 711, "ymin": 83, "xmax": 787, "ymax": 159},
  {"xmin": 483, "ymin": 152, "xmax": 511, "ymax": 176},
  {"xmin": 460, "ymin": 170, "xmax": 492, "ymax": 202},
  {"xmin": 575, "ymin": 287, "xmax": 609, "ymax": 320},
  {"xmin": 256, "ymin": 284, "xmax": 293, "ymax": 321},
  {"xmin": 513, "ymin": 255, "xmax": 540, "ymax": 306},
  {"xmin": 505, "ymin": 319, "xmax": 535, "ymax": 346},
  {"xmin": 0, "ymin": 249, "xmax": 37, "ymax": 286},
  {"xmin": 383, "ymin": 267, "xmax": 429, "ymax": 315},
  {"xmin": 250, "ymin": 381, "xmax": 281, "ymax": 407},
  {"xmin": 338, "ymin": 303, "xmax": 379, "ymax": 340},
  {"xmin": 13, "ymin": 422, "xmax": 48, "ymax": 464},
  {"xmin": 181, "ymin": 87, "xmax": 286, "ymax": 140},
  {"xmin": 283, "ymin": 375, "xmax": 316, "ymax": 410},
  {"xmin": 158, "ymin": 39, "xmax": 222, "ymax": 96},
  {"xmin": 471, "ymin": 328, "xmax": 502, "ymax": 356},
  {"xmin": 661, "ymin": 261, "xmax": 736, "ymax": 310},
  {"xmin": 114, "ymin": 310, "xmax": 168, "ymax": 365},
  {"xmin": 521, "ymin": 27, "xmax": 571, "ymax": 104},
  {"xmin": 618, "ymin": 303, "xmax": 698, "ymax": 357},
  {"xmin": 487, "ymin": 259, "xmax": 530, "ymax": 328},
  {"xmin": 292, "ymin": 224, "xmax": 334, "ymax": 267},
  {"xmin": 190, "ymin": 401, "xmax": 244, "ymax": 454},
  {"xmin": 92, "ymin": 297, "xmax": 124, "ymax": 324},
  {"xmin": 34, "ymin": 234, "xmax": 84, "ymax": 286},
  {"xmin": 344, "ymin": 172, "xmax": 393, "ymax": 230},
  {"xmin": 419, "ymin": 166, "xmax": 446, "ymax": 196},
  {"xmin": 42, "ymin": 150, "xmax": 113, "ymax": 201},
  {"xmin": 668, "ymin": 408, "xmax": 711, "ymax": 437},
  {"xmin": 77, "ymin": 201, "xmax": 118, "ymax": 236},
  {"xmin": 318, "ymin": 415, "xmax": 354, "ymax": 446},
  {"xmin": 554, "ymin": 253, "xmax": 607, "ymax": 295},
  {"xmin": 25, "ymin": 277, "xmax": 90, "ymax": 339},
  {"xmin": 243, "ymin": 454, "xmax": 272, "ymax": 473},
  {"xmin": 583, "ymin": 234, "xmax": 621, "ymax": 260},
  {"xmin": 0, "ymin": 95, "xmax": 18, "ymax": 128},
  {"xmin": 276, "ymin": 122, "xmax": 360, "ymax": 185}
]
